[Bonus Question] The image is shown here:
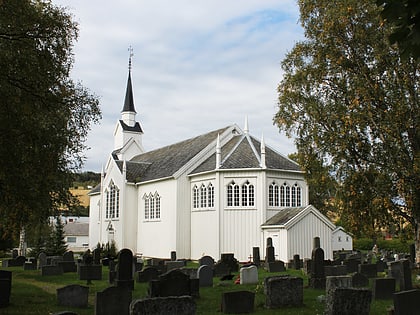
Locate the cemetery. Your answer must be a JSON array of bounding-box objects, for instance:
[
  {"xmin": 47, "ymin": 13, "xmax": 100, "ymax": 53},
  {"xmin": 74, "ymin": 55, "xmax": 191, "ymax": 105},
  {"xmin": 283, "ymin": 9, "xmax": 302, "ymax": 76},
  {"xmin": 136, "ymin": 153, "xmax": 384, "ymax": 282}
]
[{"xmin": 0, "ymin": 241, "xmax": 419, "ymax": 314}]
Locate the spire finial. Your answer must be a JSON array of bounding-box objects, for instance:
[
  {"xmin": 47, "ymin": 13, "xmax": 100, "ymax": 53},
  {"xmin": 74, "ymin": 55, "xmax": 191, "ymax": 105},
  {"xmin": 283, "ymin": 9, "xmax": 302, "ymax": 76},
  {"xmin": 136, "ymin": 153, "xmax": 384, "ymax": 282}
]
[
  {"xmin": 244, "ymin": 115, "xmax": 249, "ymax": 134},
  {"xmin": 128, "ymin": 46, "xmax": 134, "ymax": 71}
]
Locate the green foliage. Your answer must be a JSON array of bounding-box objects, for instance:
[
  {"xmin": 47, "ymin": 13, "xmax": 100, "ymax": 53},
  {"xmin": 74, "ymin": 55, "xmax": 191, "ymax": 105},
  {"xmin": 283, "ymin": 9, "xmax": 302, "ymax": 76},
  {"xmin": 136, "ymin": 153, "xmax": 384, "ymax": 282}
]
[
  {"xmin": 26, "ymin": 220, "xmax": 51, "ymax": 257},
  {"xmin": 276, "ymin": 0, "xmax": 420, "ymax": 247},
  {"xmin": 45, "ymin": 216, "xmax": 68, "ymax": 256},
  {"xmin": 377, "ymin": 0, "xmax": 420, "ymax": 59},
  {"xmin": 0, "ymin": 0, "xmax": 101, "ymax": 237},
  {"xmin": 354, "ymin": 237, "xmax": 414, "ymax": 253},
  {"xmin": 72, "ymin": 171, "xmax": 101, "ymax": 189}
]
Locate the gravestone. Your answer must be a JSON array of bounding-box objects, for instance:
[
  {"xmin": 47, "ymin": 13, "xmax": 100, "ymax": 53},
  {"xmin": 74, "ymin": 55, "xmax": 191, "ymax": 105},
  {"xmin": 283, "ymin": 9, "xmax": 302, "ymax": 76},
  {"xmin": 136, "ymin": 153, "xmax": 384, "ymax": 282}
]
[
  {"xmin": 293, "ymin": 254, "xmax": 301, "ymax": 270},
  {"xmin": 309, "ymin": 246, "xmax": 325, "ymax": 289},
  {"xmin": 264, "ymin": 276, "xmax": 303, "ymax": 308},
  {"xmin": 325, "ymin": 275, "xmax": 352, "ymax": 313},
  {"xmin": 199, "ymin": 255, "xmax": 215, "ymax": 267},
  {"xmin": 24, "ymin": 258, "xmax": 37, "ymax": 270},
  {"xmin": 95, "ymin": 286, "xmax": 132, "ymax": 315},
  {"xmin": 180, "ymin": 267, "xmax": 198, "ymax": 279},
  {"xmin": 38, "ymin": 252, "xmax": 47, "ymax": 269},
  {"xmin": 388, "ymin": 259, "xmax": 412, "ymax": 291},
  {"xmin": 240, "ymin": 265, "xmax": 258, "ymax": 285},
  {"xmin": 313, "ymin": 236, "xmax": 320, "ymax": 249},
  {"xmin": 58, "ymin": 251, "xmax": 77, "ymax": 273},
  {"xmin": 137, "ymin": 266, "xmax": 159, "ymax": 283},
  {"xmin": 164, "ymin": 260, "xmax": 185, "ymax": 272},
  {"xmin": 2, "ymin": 255, "xmax": 26, "ymax": 267},
  {"xmin": 252, "ymin": 247, "xmax": 261, "ymax": 267},
  {"xmin": 266, "ymin": 260, "xmax": 286, "ymax": 273},
  {"xmin": 78, "ymin": 265, "xmax": 102, "ymax": 282},
  {"xmin": 197, "ymin": 265, "xmax": 213, "ymax": 287},
  {"xmin": 343, "ymin": 258, "xmax": 361, "ymax": 273},
  {"xmin": 130, "ymin": 296, "xmax": 196, "ymax": 315},
  {"xmin": 57, "ymin": 284, "xmax": 88, "ymax": 308},
  {"xmin": 393, "ymin": 289, "xmax": 420, "ymax": 315},
  {"xmin": 376, "ymin": 260, "xmax": 387, "ymax": 272},
  {"xmin": 41, "ymin": 265, "xmax": 63, "ymax": 276},
  {"xmin": 358, "ymin": 263, "xmax": 377, "ymax": 278},
  {"xmin": 12, "ymin": 249, "xmax": 18, "ymax": 259},
  {"xmin": 265, "ymin": 246, "xmax": 275, "ymax": 263},
  {"xmin": 149, "ymin": 269, "xmax": 199, "ymax": 298},
  {"xmin": 170, "ymin": 251, "xmax": 177, "ymax": 261},
  {"xmin": 324, "ymin": 265, "xmax": 347, "ymax": 277},
  {"xmin": 214, "ymin": 253, "xmax": 238, "ymax": 277},
  {"xmin": 372, "ymin": 278, "xmax": 395, "ymax": 300},
  {"xmin": 92, "ymin": 248, "xmax": 101, "ymax": 265},
  {"xmin": 116, "ymin": 248, "xmax": 134, "ymax": 290},
  {"xmin": 0, "ymin": 270, "xmax": 12, "ymax": 307},
  {"xmin": 324, "ymin": 288, "xmax": 372, "ymax": 315},
  {"xmin": 221, "ymin": 291, "xmax": 255, "ymax": 314},
  {"xmin": 351, "ymin": 272, "xmax": 369, "ymax": 287}
]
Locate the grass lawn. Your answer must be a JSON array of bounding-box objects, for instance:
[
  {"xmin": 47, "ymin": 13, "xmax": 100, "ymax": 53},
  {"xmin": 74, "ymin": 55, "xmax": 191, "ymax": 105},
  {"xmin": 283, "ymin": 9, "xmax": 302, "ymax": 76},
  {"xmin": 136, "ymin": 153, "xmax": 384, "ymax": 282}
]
[{"xmin": 0, "ymin": 262, "xmax": 405, "ymax": 314}]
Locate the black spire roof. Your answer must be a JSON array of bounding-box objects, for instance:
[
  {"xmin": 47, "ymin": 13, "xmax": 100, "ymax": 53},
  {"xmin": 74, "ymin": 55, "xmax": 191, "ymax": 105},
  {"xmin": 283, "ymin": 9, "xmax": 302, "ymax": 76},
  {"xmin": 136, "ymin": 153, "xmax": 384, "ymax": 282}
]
[{"xmin": 122, "ymin": 70, "xmax": 136, "ymax": 113}]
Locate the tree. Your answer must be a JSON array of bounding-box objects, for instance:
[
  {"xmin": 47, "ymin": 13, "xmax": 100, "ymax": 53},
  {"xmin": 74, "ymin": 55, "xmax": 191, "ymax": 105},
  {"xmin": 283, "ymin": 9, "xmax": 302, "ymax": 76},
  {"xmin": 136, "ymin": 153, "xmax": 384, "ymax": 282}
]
[
  {"xmin": 275, "ymin": 0, "xmax": 419, "ymax": 260},
  {"xmin": 377, "ymin": 0, "xmax": 420, "ymax": 59},
  {"xmin": 45, "ymin": 216, "xmax": 67, "ymax": 256},
  {"xmin": 0, "ymin": 1, "xmax": 101, "ymax": 239}
]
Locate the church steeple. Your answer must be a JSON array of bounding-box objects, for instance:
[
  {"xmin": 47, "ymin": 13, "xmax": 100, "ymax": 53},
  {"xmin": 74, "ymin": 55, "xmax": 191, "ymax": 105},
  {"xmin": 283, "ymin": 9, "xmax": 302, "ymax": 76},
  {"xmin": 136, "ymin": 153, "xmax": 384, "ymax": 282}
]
[{"xmin": 121, "ymin": 47, "xmax": 137, "ymax": 126}]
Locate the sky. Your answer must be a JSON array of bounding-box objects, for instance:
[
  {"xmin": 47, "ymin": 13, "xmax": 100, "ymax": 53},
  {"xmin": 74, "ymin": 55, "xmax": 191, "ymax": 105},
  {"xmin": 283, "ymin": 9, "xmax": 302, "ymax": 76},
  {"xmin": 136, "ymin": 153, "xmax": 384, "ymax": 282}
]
[{"xmin": 53, "ymin": 0, "xmax": 304, "ymax": 172}]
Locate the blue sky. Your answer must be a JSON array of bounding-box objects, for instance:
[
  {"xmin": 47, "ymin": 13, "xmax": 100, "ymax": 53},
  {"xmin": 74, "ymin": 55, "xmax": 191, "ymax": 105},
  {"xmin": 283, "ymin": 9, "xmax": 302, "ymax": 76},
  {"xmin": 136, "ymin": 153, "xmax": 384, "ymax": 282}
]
[{"xmin": 54, "ymin": 0, "xmax": 304, "ymax": 172}]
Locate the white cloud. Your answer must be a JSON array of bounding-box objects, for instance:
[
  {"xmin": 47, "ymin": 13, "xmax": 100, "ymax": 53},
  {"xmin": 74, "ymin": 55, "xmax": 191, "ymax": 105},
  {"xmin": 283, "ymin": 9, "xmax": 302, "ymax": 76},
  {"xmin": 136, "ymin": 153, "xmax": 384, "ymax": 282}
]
[{"xmin": 54, "ymin": 0, "xmax": 304, "ymax": 171}]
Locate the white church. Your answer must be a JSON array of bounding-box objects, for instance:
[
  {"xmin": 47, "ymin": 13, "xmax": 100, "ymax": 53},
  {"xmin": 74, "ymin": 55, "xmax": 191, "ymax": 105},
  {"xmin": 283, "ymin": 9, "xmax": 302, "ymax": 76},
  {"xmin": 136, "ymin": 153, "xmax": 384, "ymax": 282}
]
[{"xmin": 88, "ymin": 62, "xmax": 337, "ymax": 262}]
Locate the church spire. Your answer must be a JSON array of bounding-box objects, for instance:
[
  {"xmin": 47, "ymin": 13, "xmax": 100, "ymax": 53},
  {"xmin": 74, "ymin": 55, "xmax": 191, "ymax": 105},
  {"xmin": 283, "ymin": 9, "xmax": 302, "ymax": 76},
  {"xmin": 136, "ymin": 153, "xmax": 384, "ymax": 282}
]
[{"xmin": 122, "ymin": 46, "xmax": 136, "ymax": 114}]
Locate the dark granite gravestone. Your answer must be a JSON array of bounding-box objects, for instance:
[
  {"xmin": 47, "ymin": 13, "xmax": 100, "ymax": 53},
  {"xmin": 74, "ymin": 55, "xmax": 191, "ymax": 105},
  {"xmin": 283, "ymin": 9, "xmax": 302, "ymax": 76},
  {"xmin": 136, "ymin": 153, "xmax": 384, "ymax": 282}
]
[
  {"xmin": 95, "ymin": 286, "xmax": 132, "ymax": 315},
  {"xmin": 324, "ymin": 288, "xmax": 372, "ymax": 315},
  {"xmin": 164, "ymin": 260, "xmax": 185, "ymax": 271},
  {"xmin": 343, "ymin": 258, "xmax": 361, "ymax": 273},
  {"xmin": 325, "ymin": 275, "xmax": 353, "ymax": 312},
  {"xmin": 57, "ymin": 284, "xmax": 88, "ymax": 308},
  {"xmin": 23, "ymin": 258, "xmax": 37, "ymax": 270},
  {"xmin": 0, "ymin": 270, "xmax": 12, "ymax": 307},
  {"xmin": 266, "ymin": 260, "xmax": 286, "ymax": 272},
  {"xmin": 137, "ymin": 266, "xmax": 159, "ymax": 283},
  {"xmin": 372, "ymin": 278, "xmax": 395, "ymax": 300},
  {"xmin": 214, "ymin": 254, "xmax": 239, "ymax": 277},
  {"xmin": 324, "ymin": 265, "xmax": 347, "ymax": 277},
  {"xmin": 393, "ymin": 289, "xmax": 420, "ymax": 315},
  {"xmin": 92, "ymin": 248, "xmax": 101, "ymax": 265},
  {"xmin": 252, "ymin": 247, "xmax": 261, "ymax": 267},
  {"xmin": 116, "ymin": 248, "xmax": 134, "ymax": 290},
  {"xmin": 221, "ymin": 291, "xmax": 255, "ymax": 314},
  {"xmin": 38, "ymin": 252, "xmax": 47, "ymax": 269},
  {"xmin": 358, "ymin": 263, "xmax": 377, "ymax": 278},
  {"xmin": 2, "ymin": 255, "xmax": 26, "ymax": 267},
  {"xmin": 149, "ymin": 269, "xmax": 199, "ymax": 298},
  {"xmin": 313, "ymin": 236, "xmax": 321, "ymax": 249},
  {"xmin": 293, "ymin": 254, "xmax": 301, "ymax": 270},
  {"xmin": 170, "ymin": 251, "xmax": 177, "ymax": 261},
  {"xmin": 197, "ymin": 265, "xmax": 213, "ymax": 287},
  {"xmin": 351, "ymin": 272, "xmax": 369, "ymax": 287},
  {"xmin": 310, "ymin": 246, "xmax": 325, "ymax": 289},
  {"xmin": 199, "ymin": 255, "xmax": 215, "ymax": 267},
  {"xmin": 303, "ymin": 259, "xmax": 312, "ymax": 275},
  {"xmin": 58, "ymin": 251, "xmax": 77, "ymax": 273},
  {"xmin": 376, "ymin": 260, "xmax": 387, "ymax": 272},
  {"xmin": 265, "ymin": 246, "xmax": 275, "ymax": 263},
  {"xmin": 388, "ymin": 259, "xmax": 412, "ymax": 291},
  {"xmin": 130, "ymin": 296, "xmax": 196, "ymax": 315},
  {"xmin": 264, "ymin": 276, "xmax": 303, "ymax": 308},
  {"xmin": 78, "ymin": 265, "xmax": 102, "ymax": 282},
  {"xmin": 41, "ymin": 265, "xmax": 64, "ymax": 276},
  {"xmin": 12, "ymin": 249, "xmax": 18, "ymax": 259}
]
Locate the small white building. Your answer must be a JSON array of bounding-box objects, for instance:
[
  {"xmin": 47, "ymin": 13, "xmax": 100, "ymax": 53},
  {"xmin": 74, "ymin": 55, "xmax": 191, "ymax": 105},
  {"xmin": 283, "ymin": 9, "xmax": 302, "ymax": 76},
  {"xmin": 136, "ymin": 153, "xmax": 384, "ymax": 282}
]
[
  {"xmin": 89, "ymin": 62, "xmax": 337, "ymax": 262},
  {"xmin": 261, "ymin": 205, "xmax": 335, "ymax": 261},
  {"xmin": 331, "ymin": 226, "xmax": 353, "ymax": 252}
]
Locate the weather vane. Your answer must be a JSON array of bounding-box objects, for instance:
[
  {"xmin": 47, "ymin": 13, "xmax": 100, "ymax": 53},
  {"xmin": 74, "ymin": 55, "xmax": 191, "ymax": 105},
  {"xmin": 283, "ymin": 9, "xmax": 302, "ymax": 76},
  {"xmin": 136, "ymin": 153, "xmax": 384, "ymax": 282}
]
[{"xmin": 128, "ymin": 46, "xmax": 134, "ymax": 71}]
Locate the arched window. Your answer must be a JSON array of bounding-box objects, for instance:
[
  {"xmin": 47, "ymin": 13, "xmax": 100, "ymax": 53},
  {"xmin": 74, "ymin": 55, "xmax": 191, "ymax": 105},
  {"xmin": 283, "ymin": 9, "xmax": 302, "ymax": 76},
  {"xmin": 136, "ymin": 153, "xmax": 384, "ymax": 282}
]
[
  {"xmin": 106, "ymin": 181, "xmax": 120, "ymax": 219},
  {"xmin": 292, "ymin": 183, "xmax": 302, "ymax": 207},
  {"xmin": 280, "ymin": 184, "xmax": 285, "ymax": 207},
  {"xmin": 200, "ymin": 184, "xmax": 207, "ymax": 208},
  {"xmin": 143, "ymin": 194, "xmax": 150, "ymax": 219},
  {"xmin": 193, "ymin": 185, "xmax": 199, "ymax": 209},
  {"xmin": 227, "ymin": 181, "xmax": 240, "ymax": 206},
  {"xmin": 285, "ymin": 184, "xmax": 291, "ymax": 207},
  {"xmin": 241, "ymin": 181, "xmax": 255, "ymax": 206},
  {"xmin": 155, "ymin": 193, "xmax": 161, "ymax": 219},
  {"xmin": 208, "ymin": 183, "xmax": 214, "ymax": 208},
  {"xmin": 150, "ymin": 194, "xmax": 155, "ymax": 219}
]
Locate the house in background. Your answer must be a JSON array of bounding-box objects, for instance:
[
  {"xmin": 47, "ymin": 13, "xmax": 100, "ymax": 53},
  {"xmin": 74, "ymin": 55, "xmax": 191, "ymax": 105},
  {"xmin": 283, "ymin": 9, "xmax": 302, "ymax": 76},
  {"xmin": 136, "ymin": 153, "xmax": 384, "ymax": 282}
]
[
  {"xmin": 331, "ymin": 226, "xmax": 353, "ymax": 252},
  {"xmin": 89, "ymin": 60, "xmax": 337, "ymax": 262}
]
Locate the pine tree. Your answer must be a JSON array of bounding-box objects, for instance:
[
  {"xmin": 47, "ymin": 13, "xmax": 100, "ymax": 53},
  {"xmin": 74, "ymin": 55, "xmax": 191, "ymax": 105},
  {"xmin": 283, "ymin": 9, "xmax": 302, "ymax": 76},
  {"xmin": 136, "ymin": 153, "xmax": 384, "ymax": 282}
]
[{"xmin": 45, "ymin": 216, "xmax": 68, "ymax": 256}]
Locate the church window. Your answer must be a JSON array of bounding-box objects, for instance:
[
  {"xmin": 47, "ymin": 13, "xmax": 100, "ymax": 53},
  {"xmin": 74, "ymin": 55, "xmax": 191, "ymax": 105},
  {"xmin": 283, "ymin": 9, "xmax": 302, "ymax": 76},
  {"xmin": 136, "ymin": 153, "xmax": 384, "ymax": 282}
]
[
  {"xmin": 293, "ymin": 183, "xmax": 302, "ymax": 207},
  {"xmin": 106, "ymin": 181, "xmax": 120, "ymax": 219},
  {"xmin": 144, "ymin": 192, "xmax": 161, "ymax": 221},
  {"xmin": 280, "ymin": 184, "xmax": 285, "ymax": 207},
  {"xmin": 270, "ymin": 181, "xmax": 302, "ymax": 208},
  {"xmin": 193, "ymin": 185, "xmax": 199, "ymax": 209},
  {"xmin": 241, "ymin": 181, "xmax": 255, "ymax": 206},
  {"xmin": 200, "ymin": 184, "xmax": 207, "ymax": 208},
  {"xmin": 208, "ymin": 183, "xmax": 214, "ymax": 208}
]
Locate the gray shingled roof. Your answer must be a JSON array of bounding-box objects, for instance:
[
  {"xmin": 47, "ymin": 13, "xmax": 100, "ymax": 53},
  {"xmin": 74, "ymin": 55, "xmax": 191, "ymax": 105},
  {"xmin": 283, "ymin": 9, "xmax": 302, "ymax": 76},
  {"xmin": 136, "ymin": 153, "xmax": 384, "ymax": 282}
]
[
  {"xmin": 190, "ymin": 134, "xmax": 301, "ymax": 174},
  {"xmin": 120, "ymin": 126, "xmax": 230, "ymax": 183},
  {"xmin": 262, "ymin": 207, "xmax": 307, "ymax": 226},
  {"xmin": 64, "ymin": 223, "xmax": 89, "ymax": 236}
]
